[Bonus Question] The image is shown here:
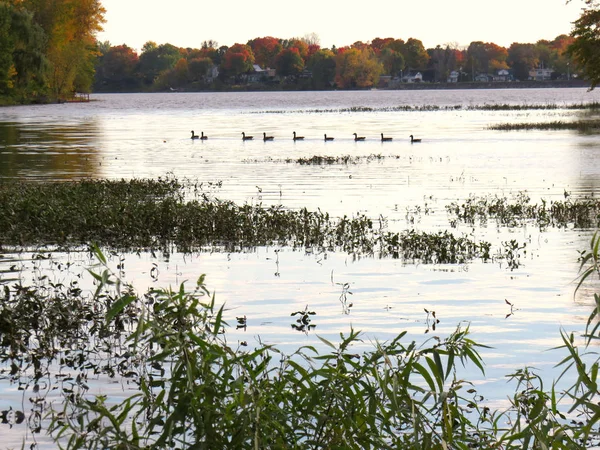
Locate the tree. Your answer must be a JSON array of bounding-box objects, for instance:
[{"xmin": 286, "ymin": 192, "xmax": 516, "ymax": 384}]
[
  {"xmin": 507, "ymin": 42, "xmax": 539, "ymax": 80},
  {"xmin": 188, "ymin": 57, "xmax": 213, "ymax": 82},
  {"xmin": 138, "ymin": 42, "xmax": 181, "ymax": 86},
  {"xmin": 403, "ymin": 38, "xmax": 429, "ymax": 71},
  {"xmin": 247, "ymin": 36, "xmax": 281, "ymax": 68},
  {"xmin": 219, "ymin": 43, "xmax": 254, "ymax": 80},
  {"xmin": 334, "ymin": 46, "xmax": 383, "ymax": 89},
  {"xmin": 380, "ymin": 47, "xmax": 404, "ymax": 77},
  {"xmin": 94, "ymin": 44, "xmax": 139, "ymax": 91},
  {"xmin": 0, "ymin": 2, "xmax": 46, "ymax": 99},
  {"xmin": 568, "ymin": 0, "xmax": 600, "ymax": 88},
  {"xmin": 275, "ymin": 47, "xmax": 304, "ymax": 77},
  {"xmin": 307, "ymin": 48, "xmax": 336, "ymax": 89},
  {"xmin": 21, "ymin": 0, "xmax": 106, "ymax": 98}
]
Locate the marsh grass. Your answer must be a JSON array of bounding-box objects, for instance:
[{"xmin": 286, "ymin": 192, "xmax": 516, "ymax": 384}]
[
  {"xmin": 447, "ymin": 192, "xmax": 600, "ymax": 229},
  {"xmin": 0, "ymin": 178, "xmax": 493, "ymax": 264},
  {"xmin": 247, "ymin": 102, "xmax": 600, "ymax": 115},
  {"xmin": 489, "ymin": 119, "xmax": 600, "ymax": 131}
]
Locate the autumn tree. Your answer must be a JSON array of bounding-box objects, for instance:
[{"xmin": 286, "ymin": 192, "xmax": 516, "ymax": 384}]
[
  {"xmin": 219, "ymin": 43, "xmax": 254, "ymax": 80},
  {"xmin": 94, "ymin": 44, "xmax": 139, "ymax": 91},
  {"xmin": 568, "ymin": 0, "xmax": 600, "ymax": 88},
  {"xmin": 334, "ymin": 46, "xmax": 383, "ymax": 88},
  {"xmin": 188, "ymin": 57, "xmax": 214, "ymax": 82},
  {"xmin": 247, "ymin": 36, "xmax": 281, "ymax": 68},
  {"xmin": 21, "ymin": 0, "xmax": 105, "ymax": 98}
]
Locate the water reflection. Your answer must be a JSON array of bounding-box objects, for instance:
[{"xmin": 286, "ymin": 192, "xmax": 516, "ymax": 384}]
[{"xmin": 0, "ymin": 120, "xmax": 101, "ymax": 179}]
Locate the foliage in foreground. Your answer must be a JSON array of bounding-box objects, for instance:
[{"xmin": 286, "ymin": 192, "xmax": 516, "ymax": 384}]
[{"xmin": 16, "ymin": 239, "xmax": 597, "ymax": 449}]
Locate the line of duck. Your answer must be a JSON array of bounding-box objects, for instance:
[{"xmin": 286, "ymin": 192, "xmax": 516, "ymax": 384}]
[{"xmin": 192, "ymin": 130, "xmax": 422, "ymax": 142}]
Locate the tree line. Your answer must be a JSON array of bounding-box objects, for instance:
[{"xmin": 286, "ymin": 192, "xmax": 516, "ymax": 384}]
[
  {"xmin": 95, "ymin": 34, "xmax": 577, "ymax": 92},
  {"xmin": 1, "ymin": 0, "xmax": 600, "ymax": 103}
]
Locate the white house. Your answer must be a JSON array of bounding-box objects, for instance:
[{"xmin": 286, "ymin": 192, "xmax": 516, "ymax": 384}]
[
  {"xmin": 529, "ymin": 67, "xmax": 554, "ymax": 81},
  {"xmin": 447, "ymin": 71, "xmax": 459, "ymax": 83},
  {"xmin": 402, "ymin": 72, "xmax": 423, "ymax": 83}
]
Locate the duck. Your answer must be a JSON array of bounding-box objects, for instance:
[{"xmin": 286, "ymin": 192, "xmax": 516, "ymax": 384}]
[
  {"xmin": 191, "ymin": 130, "xmax": 200, "ymax": 140},
  {"xmin": 263, "ymin": 132, "xmax": 274, "ymax": 141},
  {"xmin": 381, "ymin": 133, "xmax": 393, "ymax": 142},
  {"xmin": 324, "ymin": 134, "xmax": 334, "ymax": 141},
  {"xmin": 410, "ymin": 135, "xmax": 422, "ymax": 143},
  {"xmin": 242, "ymin": 132, "xmax": 253, "ymax": 140},
  {"xmin": 293, "ymin": 131, "xmax": 304, "ymax": 141},
  {"xmin": 353, "ymin": 133, "xmax": 365, "ymax": 141},
  {"xmin": 200, "ymin": 131, "xmax": 208, "ymax": 140}
]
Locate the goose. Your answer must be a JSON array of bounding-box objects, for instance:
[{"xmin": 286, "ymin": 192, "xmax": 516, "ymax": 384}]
[
  {"xmin": 200, "ymin": 131, "xmax": 208, "ymax": 140},
  {"xmin": 381, "ymin": 133, "xmax": 393, "ymax": 142},
  {"xmin": 191, "ymin": 130, "xmax": 200, "ymax": 140},
  {"xmin": 242, "ymin": 132, "xmax": 253, "ymax": 140},
  {"xmin": 324, "ymin": 134, "xmax": 334, "ymax": 141},
  {"xmin": 410, "ymin": 135, "xmax": 422, "ymax": 143},
  {"xmin": 293, "ymin": 131, "xmax": 304, "ymax": 141},
  {"xmin": 263, "ymin": 132, "xmax": 274, "ymax": 141},
  {"xmin": 353, "ymin": 133, "xmax": 365, "ymax": 141}
]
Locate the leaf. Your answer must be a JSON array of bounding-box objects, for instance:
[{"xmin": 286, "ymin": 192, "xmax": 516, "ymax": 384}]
[{"xmin": 106, "ymin": 295, "xmax": 136, "ymax": 323}]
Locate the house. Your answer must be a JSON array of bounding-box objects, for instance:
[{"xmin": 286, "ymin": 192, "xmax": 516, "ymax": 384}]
[
  {"xmin": 447, "ymin": 71, "xmax": 459, "ymax": 83},
  {"xmin": 529, "ymin": 67, "xmax": 553, "ymax": 81},
  {"xmin": 475, "ymin": 74, "xmax": 492, "ymax": 82},
  {"xmin": 493, "ymin": 69, "xmax": 512, "ymax": 82},
  {"xmin": 402, "ymin": 71, "xmax": 423, "ymax": 83},
  {"xmin": 206, "ymin": 65, "xmax": 219, "ymax": 82},
  {"xmin": 248, "ymin": 64, "xmax": 267, "ymax": 83}
]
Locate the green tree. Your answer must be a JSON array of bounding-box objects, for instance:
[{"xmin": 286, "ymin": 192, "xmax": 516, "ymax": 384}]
[
  {"xmin": 507, "ymin": 42, "xmax": 539, "ymax": 81},
  {"xmin": 0, "ymin": 2, "xmax": 46, "ymax": 100},
  {"xmin": 307, "ymin": 48, "xmax": 336, "ymax": 89},
  {"xmin": 275, "ymin": 47, "xmax": 304, "ymax": 77},
  {"xmin": 568, "ymin": 0, "xmax": 600, "ymax": 88},
  {"xmin": 138, "ymin": 41, "xmax": 181, "ymax": 87},
  {"xmin": 404, "ymin": 37, "xmax": 429, "ymax": 71},
  {"xmin": 380, "ymin": 47, "xmax": 404, "ymax": 77}
]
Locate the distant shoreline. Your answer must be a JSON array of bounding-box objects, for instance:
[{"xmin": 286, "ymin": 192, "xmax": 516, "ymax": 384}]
[{"xmin": 93, "ymin": 79, "xmax": 590, "ymax": 94}]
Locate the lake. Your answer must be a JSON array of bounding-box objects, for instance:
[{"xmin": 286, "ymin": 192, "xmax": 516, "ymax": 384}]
[{"xmin": 2, "ymin": 88, "xmax": 600, "ymax": 448}]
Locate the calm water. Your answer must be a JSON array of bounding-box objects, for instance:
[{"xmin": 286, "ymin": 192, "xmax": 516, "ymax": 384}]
[{"xmin": 3, "ymin": 88, "xmax": 600, "ymax": 447}]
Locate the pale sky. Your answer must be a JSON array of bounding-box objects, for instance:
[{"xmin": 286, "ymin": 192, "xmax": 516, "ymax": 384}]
[{"xmin": 97, "ymin": 0, "xmax": 584, "ymax": 52}]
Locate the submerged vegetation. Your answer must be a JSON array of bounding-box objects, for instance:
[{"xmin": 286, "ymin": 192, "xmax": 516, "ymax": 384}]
[
  {"xmin": 447, "ymin": 191, "xmax": 600, "ymax": 229},
  {"xmin": 0, "ymin": 178, "xmax": 493, "ymax": 264}
]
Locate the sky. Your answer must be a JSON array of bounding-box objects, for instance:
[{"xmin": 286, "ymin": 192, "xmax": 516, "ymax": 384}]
[{"xmin": 96, "ymin": 0, "xmax": 584, "ymax": 52}]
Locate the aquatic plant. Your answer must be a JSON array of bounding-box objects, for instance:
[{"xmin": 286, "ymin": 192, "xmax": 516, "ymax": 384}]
[
  {"xmin": 489, "ymin": 119, "xmax": 600, "ymax": 131},
  {"xmin": 246, "ymin": 102, "xmax": 600, "ymax": 115},
  {"xmin": 446, "ymin": 192, "xmax": 600, "ymax": 229},
  {"xmin": 0, "ymin": 179, "xmax": 494, "ymax": 264}
]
